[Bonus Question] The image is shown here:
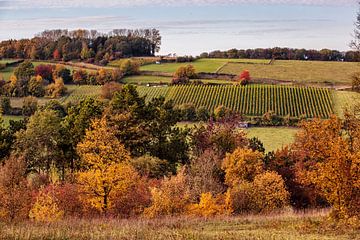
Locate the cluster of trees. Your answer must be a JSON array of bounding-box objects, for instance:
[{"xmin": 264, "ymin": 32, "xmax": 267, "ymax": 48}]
[
  {"xmin": 0, "ymin": 85, "xmax": 358, "ymax": 223},
  {"xmin": 200, "ymin": 48, "xmax": 360, "ymax": 62},
  {"xmin": 0, "ymin": 29, "xmax": 161, "ymax": 64},
  {"xmin": 0, "ymin": 61, "xmax": 67, "ymax": 98}
]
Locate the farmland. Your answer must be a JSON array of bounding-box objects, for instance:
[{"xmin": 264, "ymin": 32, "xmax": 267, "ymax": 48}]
[
  {"xmin": 333, "ymin": 90, "xmax": 360, "ymax": 117},
  {"xmin": 137, "ymin": 85, "xmax": 333, "ymax": 118}
]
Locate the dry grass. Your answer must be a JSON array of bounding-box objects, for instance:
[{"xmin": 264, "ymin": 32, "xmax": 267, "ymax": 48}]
[{"xmin": 0, "ymin": 210, "xmax": 358, "ymax": 240}]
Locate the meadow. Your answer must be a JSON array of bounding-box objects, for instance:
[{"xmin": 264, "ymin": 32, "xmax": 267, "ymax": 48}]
[
  {"xmin": 0, "ymin": 210, "xmax": 357, "ymax": 240},
  {"xmin": 218, "ymin": 60, "xmax": 359, "ymax": 84}
]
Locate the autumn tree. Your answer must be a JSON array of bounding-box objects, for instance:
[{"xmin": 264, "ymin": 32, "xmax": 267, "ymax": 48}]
[
  {"xmin": 22, "ymin": 96, "xmax": 38, "ymax": 116},
  {"xmin": 46, "ymin": 78, "xmax": 67, "ymax": 98},
  {"xmin": 76, "ymin": 117, "xmax": 134, "ymax": 214},
  {"xmin": 236, "ymin": 70, "xmax": 251, "ymax": 85},
  {"xmin": 172, "ymin": 65, "xmax": 197, "ymax": 84},
  {"xmin": 14, "ymin": 61, "xmax": 35, "ymax": 82},
  {"xmin": 0, "ymin": 156, "xmax": 31, "ymax": 221},
  {"xmin": 34, "ymin": 64, "xmax": 54, "ymax": 81},
  {"xmin": 101, "ymin": 81, "xmax": 123, "ymax": 100},
  {"xmin": 29, "ymin": 189, "xmax": 64, "ymax": 222},
  {"xmin": 120, "ymin": 60, "xmax": 140, "ymax": 76},
  {"xmin": 53, "ymin": 65, "xmax": 72, "ymax": 84},
  {"xmin": 352, "ymin": 72, "xmax": 360, "ymax": 92},
  {"xmin": 28, "ymin": 75, "xmax": 46, "ymax": 97}
]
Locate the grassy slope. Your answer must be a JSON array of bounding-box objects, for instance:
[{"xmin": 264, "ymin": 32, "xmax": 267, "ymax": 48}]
[
  {"xmin": 0, "ymin": 211, "xmax": 357, "ymax": 240},
  {"xmin": 219, "ymin": 60, "xmax": 359, "ymax": 84},
  {"xmin": 333, "ymin": 90, "xmax": 360, "ymax": 117},
  {"xmin": 246, "ymin": 127, "xmax": 298, "ymax": 152},
  {"xmin": 140, "ymin": 58, "xmax": 269, "ymax": 73}
]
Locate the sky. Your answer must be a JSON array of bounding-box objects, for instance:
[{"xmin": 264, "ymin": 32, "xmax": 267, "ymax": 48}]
[{"xmin": 0, "ymin": 0, "xmax": 359, "ymax": 55}]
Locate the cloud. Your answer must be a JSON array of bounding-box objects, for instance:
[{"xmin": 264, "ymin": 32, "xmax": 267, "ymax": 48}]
[{"xmin": 0, "ymin": 0, "xmax": 357, "ymax": 9}]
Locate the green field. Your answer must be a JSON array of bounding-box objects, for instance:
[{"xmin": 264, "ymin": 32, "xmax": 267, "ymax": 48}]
[
  {"xmin": 219, "ymin": 60, "xmax": 359, "ymax": 84},
  {"xmin": 137, "ymin": 85, "xmax": 333, "ymax": 118},
  {"xmin": 0, "ymin": 59, "xmax": 19, "ymax": 64},
  {"xmin": 140, "ymin": 58, "xmax": 270, "ymax": 73},
  {"xmin": 1, "ymin": 115, "xmax": 24, "ymax": 127},
  {"xmin": 246, "ymin": 127, "xmax": 298, "ymax": 152},
  {"xmin": 333, "ymin": 90, "xmax": 360, "ymax": 117},
  {"xmin": 0, "ymin": 211, "xmax": 356, "ymax": 240},
  {"xmin": 122, "ymin": 75, "xmax": 234, "ymax": 85}
]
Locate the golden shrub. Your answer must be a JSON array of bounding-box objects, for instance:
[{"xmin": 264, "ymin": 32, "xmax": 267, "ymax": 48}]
[
  {"xmin": 29, "ymin": 190, "xmax": 63, "ymax": 222},
  {"xmin": 187, "ymin": 192, "xmax": 230, "ymax": 217}
]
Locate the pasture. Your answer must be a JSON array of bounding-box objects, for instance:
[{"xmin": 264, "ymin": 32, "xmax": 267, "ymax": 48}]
[
  {"xmin": 137, "ymin": 85, "xmax": 333, "ymax": 118},
  {"xmin": 140, "ymin": 58, "xmax": 270, "ymax": 73},
  {"xmin": 219, "ymin": 60, "xmax": 359, "ymax": 84}
]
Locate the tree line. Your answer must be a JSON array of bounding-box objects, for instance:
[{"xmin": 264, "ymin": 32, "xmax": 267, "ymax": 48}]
[
  {"xmin": 200, "ymin": 47, "xmax": 360, "ymax": 62},
  {"xmin": 0, "ymin": 29, "xmax": 161, "ymax": 65}
]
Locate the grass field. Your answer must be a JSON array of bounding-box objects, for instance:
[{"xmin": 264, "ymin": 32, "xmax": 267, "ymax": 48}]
[
  {"xmin": 0, "ymin": 210, "xmax": 357, "ymax": 240},
  {"xmin": 122, "ymin": 75, "xmax": 234, "ymax": 85},
  {"xmin": 140, "ymin": 58, "xmax": 270, "ymax": 73},
  {"xmin": 333, "ymin": 90, "xmax": 360, "ymax": 117},
  {"xmin": 0, "ymin": 59, "xmax": 19, "ymax": 64},
  {"xmin": 1, "ymin": 115, "xmax": 24, "ymax": 127},
  {"xmin": 219, "ymin": 60, "xmax": 359, "ymax": 84},
  {"xmin": 246, "ymin": 127, "xmax": 298, "ymax": 152},
  {"xmin": 137, "ymin": 85, "xmax": 333, "ymax": 118}
]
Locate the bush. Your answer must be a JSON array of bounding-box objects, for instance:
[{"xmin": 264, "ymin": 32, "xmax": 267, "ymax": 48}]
[
  {"xmin": 187, "ymin": 192, "xmax": 230, "ymax": 217},
  {"xmin": 29, "ymin": 189, "xmax": 64, "ymax": 222},
  {"xmin": 0, "ymin": 97, "xmax": 11, "ymax": 115},
  {"xmin": 101, "ymin": 82, "xmax": 123, "ymax": 100},
  {"xmin": 120, "ymin": 60, "xmax": 140, "ymax": 76},
  {"xmin": 225, "ymin": 181, "xmax": 253, "ymax": 214},
  {"xmin": 237, "ymin": 70, "xmax": 251, "ymax": 85},
  {"xmin": 130, "ymin": 155, "xmax": 171, "ymax": 179},
  {"xmin": 178, "ymin": 103, "xmax": 197, "ymax": 121},
  {"xmin": 144, "ymin": 168, "xmax": 190, "ymax": 218},
  {"xmin": 214, "ymin": 105, "xmax": 231, "ymax": 120},
  {"xmin": 72, "ymin": 69, "xmax": 88, "ymax": 84},
  {"xmin": 196, "ymin": 106, "xmax": 210, "ymax": 121},
  {"xmin": 53, "ymin": 65, "xmax": 72, "ymax": 84},
  {"xmin": 22, "ymin": 96, "xmax": 38, "ymax": 116},
  {"xmin": 35, "ymin": 64, "xmax": 54, "ymax": 81},
  {"xmin": 222, "ymin": 148, "xmax": 264, "ymax": 187},
  {"xmin": 28, "ymin": 75, "xmax": 46, "ymax": 97},
  {"xmin": 251, "ymin": 171, "xmax": 290, "ymax": 213},
  {"xmin": 46, "ymin": 78, "xmax": 67, "ymax": 98},
  {"xmin": 172, "ymin": 65, "xmax": 197, "ymax": 85}
]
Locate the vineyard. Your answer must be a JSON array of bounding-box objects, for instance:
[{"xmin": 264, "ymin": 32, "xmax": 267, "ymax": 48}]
[{"xmin": 137, "ymin": 85, "xmax": 334, "ymax": 118}]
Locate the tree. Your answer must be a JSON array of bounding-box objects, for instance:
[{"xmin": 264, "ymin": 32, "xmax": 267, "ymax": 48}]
[
  {"xmin": 46, "ymin": 78, "xmax": 67, "ymax": 98},
  {"xmin": 22, "ymin": 96, "xmax": 38, "ymax": 116},
  {"xmin": 14, "ymin": 110, "xmax": 65, "ymax": 174},
  {"xmin": 350, "ymin": 2, "xmax": 360, "ymax": 51},
  {"xmin": 72, "ymin": 69, "xmax": 88, "ymax": 84},
  {"xmin": 172, "ymin": 65, "xmax": 197, "ymax": 84},
  {"xmin": 236, "ymin": 70, "xmax": 251, "ymax": 85},
  {"xmin": 76, "ymin": 118, "xmax": 133, "ymax": 213},
  {"xmin": 119, "ymin": 60, "xmax": 140, "ymax": 76},
  {"xmin": 53, "ymin": 65, "xmax": 71, "ymax": 84},
  {"xmin": 53, "ymin": 49, "xmax": 61, "ymax": 60},
  {"xmin": 0, "ymin": 156, "xmax": 31, "ymax": 221},
  {"xmin": 222, "ymin": 148, "xmax": 264, "ymax": 187},
  {"xmin": 101, "ymin": 82, "xmax": 122, "ymax": 99},
  {"xmin": 35, "ymin": 64, "xmax": 54, "ymax": 81},
  {"xmin": 29, "ymin": 189, "xmax": 64, "ymax": 222},
  {"xmin": 28, "ymin": 75, "xmax": 45, "ymax": 97},
  {"xmin": 0, "ymin": 97, "xmax": 11, "ymax": 115},
  {"xmin": 14, "ymin": 61, "xmax": 35, "ymax": 82}
]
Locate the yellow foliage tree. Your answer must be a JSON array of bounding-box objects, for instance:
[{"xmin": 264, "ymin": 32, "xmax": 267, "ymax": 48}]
[
  {"xmin": 77, "ymin": 117, "xmax": 134, "ymax": 213},
  {"xmin": 251, "ymin": 171, "xmax": 289, "ymax": 213},
  {"xmin": 187, "ymin": 192, "xmax": 230, "ymax": 217},
  {"xmin": 222, "ymin": 148, "xmax": 264, "ymax": 187},
  {"xmin": 144, "ymin": 168, "xmax": 191, "ymax": 218},
  {"xmin": 29, "ymin": 190, "xmax": 63, "ymax": 222}
]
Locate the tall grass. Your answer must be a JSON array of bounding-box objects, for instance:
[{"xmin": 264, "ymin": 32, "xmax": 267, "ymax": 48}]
[{"xmin": 1, "ymin": 209, "xmax": 358, "ymax": 240}]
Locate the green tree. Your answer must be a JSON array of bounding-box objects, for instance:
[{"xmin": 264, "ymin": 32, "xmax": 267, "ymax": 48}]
[
  {"xmin": 120, "ymin": 60, "xmax": 140, "ymax": 76},
  {"xmin": 14, "ymin": 61, "xmax": 35, "ymax": 82},
  {"xmin": 14, "ymin": 110, "xmax": 66, "ymax": 174}
]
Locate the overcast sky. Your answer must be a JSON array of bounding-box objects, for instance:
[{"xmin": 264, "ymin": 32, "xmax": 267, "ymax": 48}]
[{"xmin": 0, "ymin": 0, "xmax": 358, "ymax": 55}]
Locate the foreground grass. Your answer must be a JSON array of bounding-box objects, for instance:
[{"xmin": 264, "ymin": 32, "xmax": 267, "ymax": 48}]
[
  {"xmin": 1, "ymin": 211, "xmax": 358, "ymax": 240},
  {"xmin": 219, "ymin": 60, "xmax": 359, "ymax": 84}
]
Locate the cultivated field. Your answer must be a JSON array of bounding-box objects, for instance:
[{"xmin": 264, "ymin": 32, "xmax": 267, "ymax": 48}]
[
  {"xmin": 0, "ymin": 210, "xmax": 357, "ymax": 240},
  {"xmin": 333, "ymin": 90, "xmax": 360, "ymax": 117},
  {"xmin": 219, "ymin": 60, "xmax": 359, "ymax": 84},
  {"xmin": 137, "ymin": 85, "xmax": 333, "ymax": 118}
]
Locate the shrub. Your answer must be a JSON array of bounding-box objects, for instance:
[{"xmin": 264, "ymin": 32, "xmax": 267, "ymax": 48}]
[
  {"xmin": 130, "ymin": 155, "xmax": 170, "ymax": 179},
  {"xmin": 196, "ymin": 106, "xmax": 210, "ymax": 121},
  {"xmin": 35, "ymin": 64, "xmax": 54, "ymax": 81},
  {"xmin": 214, "ymin": 105, "xmax": 231, "ymax": 120},
  {"xmin": 46, "ymin": 78, "xmax": 67, "ymax": 98},
  {"xmin": 237, "ymin": 70, "xmax": 251, "ymax": 85},
  {"xmin": 120, "ymin": 60, "xmax": 140, "ymax": 76},
  {"xmin": 144, "ymin": 168, "xmax": 190, "ymax": 218},
  {"xmin": 0, "ymin": 156, "xmax": 31, "ymax": 222},
  {"xmin": 72, "ymin": 69, "xmax": 88, "ymax": 84},
  {"xmin": 22, "ymin": 96, "xmax": 38, "ymax": 116},
  {"xmin": 101, "ymin": 82, "xmax": 123, "ymax": 100},
  {"xmin": 225, "ymin": 181, "xmax": 253, "ymax": 214},
  {"xmin": 53, "ymin": 65, "xmax": 72, "ymax": 84},
  {"xmin": 172, "ymin": 65, "xmax": 197, "ymax": 85},
  {"xmin": 28, "ymin": 75, "xmax": 46, "ymax": 97},
  {"xmin": 29, "ymin": 189, "xmax": 64, "ymax": 222},
  {"xmin": 0, "ymin": 97, "xmax": 11, "ymax": 115},
  {"xmin": 178, "ymin": 103, "xmax": 197, "ymax": 121},
  {"xmin": 187, "ymin": 192, "xmax": 230, "ymax": 217},
  {"xmin": 251, "ymin": 171, "xmax": 290, "ymax": 213}
]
